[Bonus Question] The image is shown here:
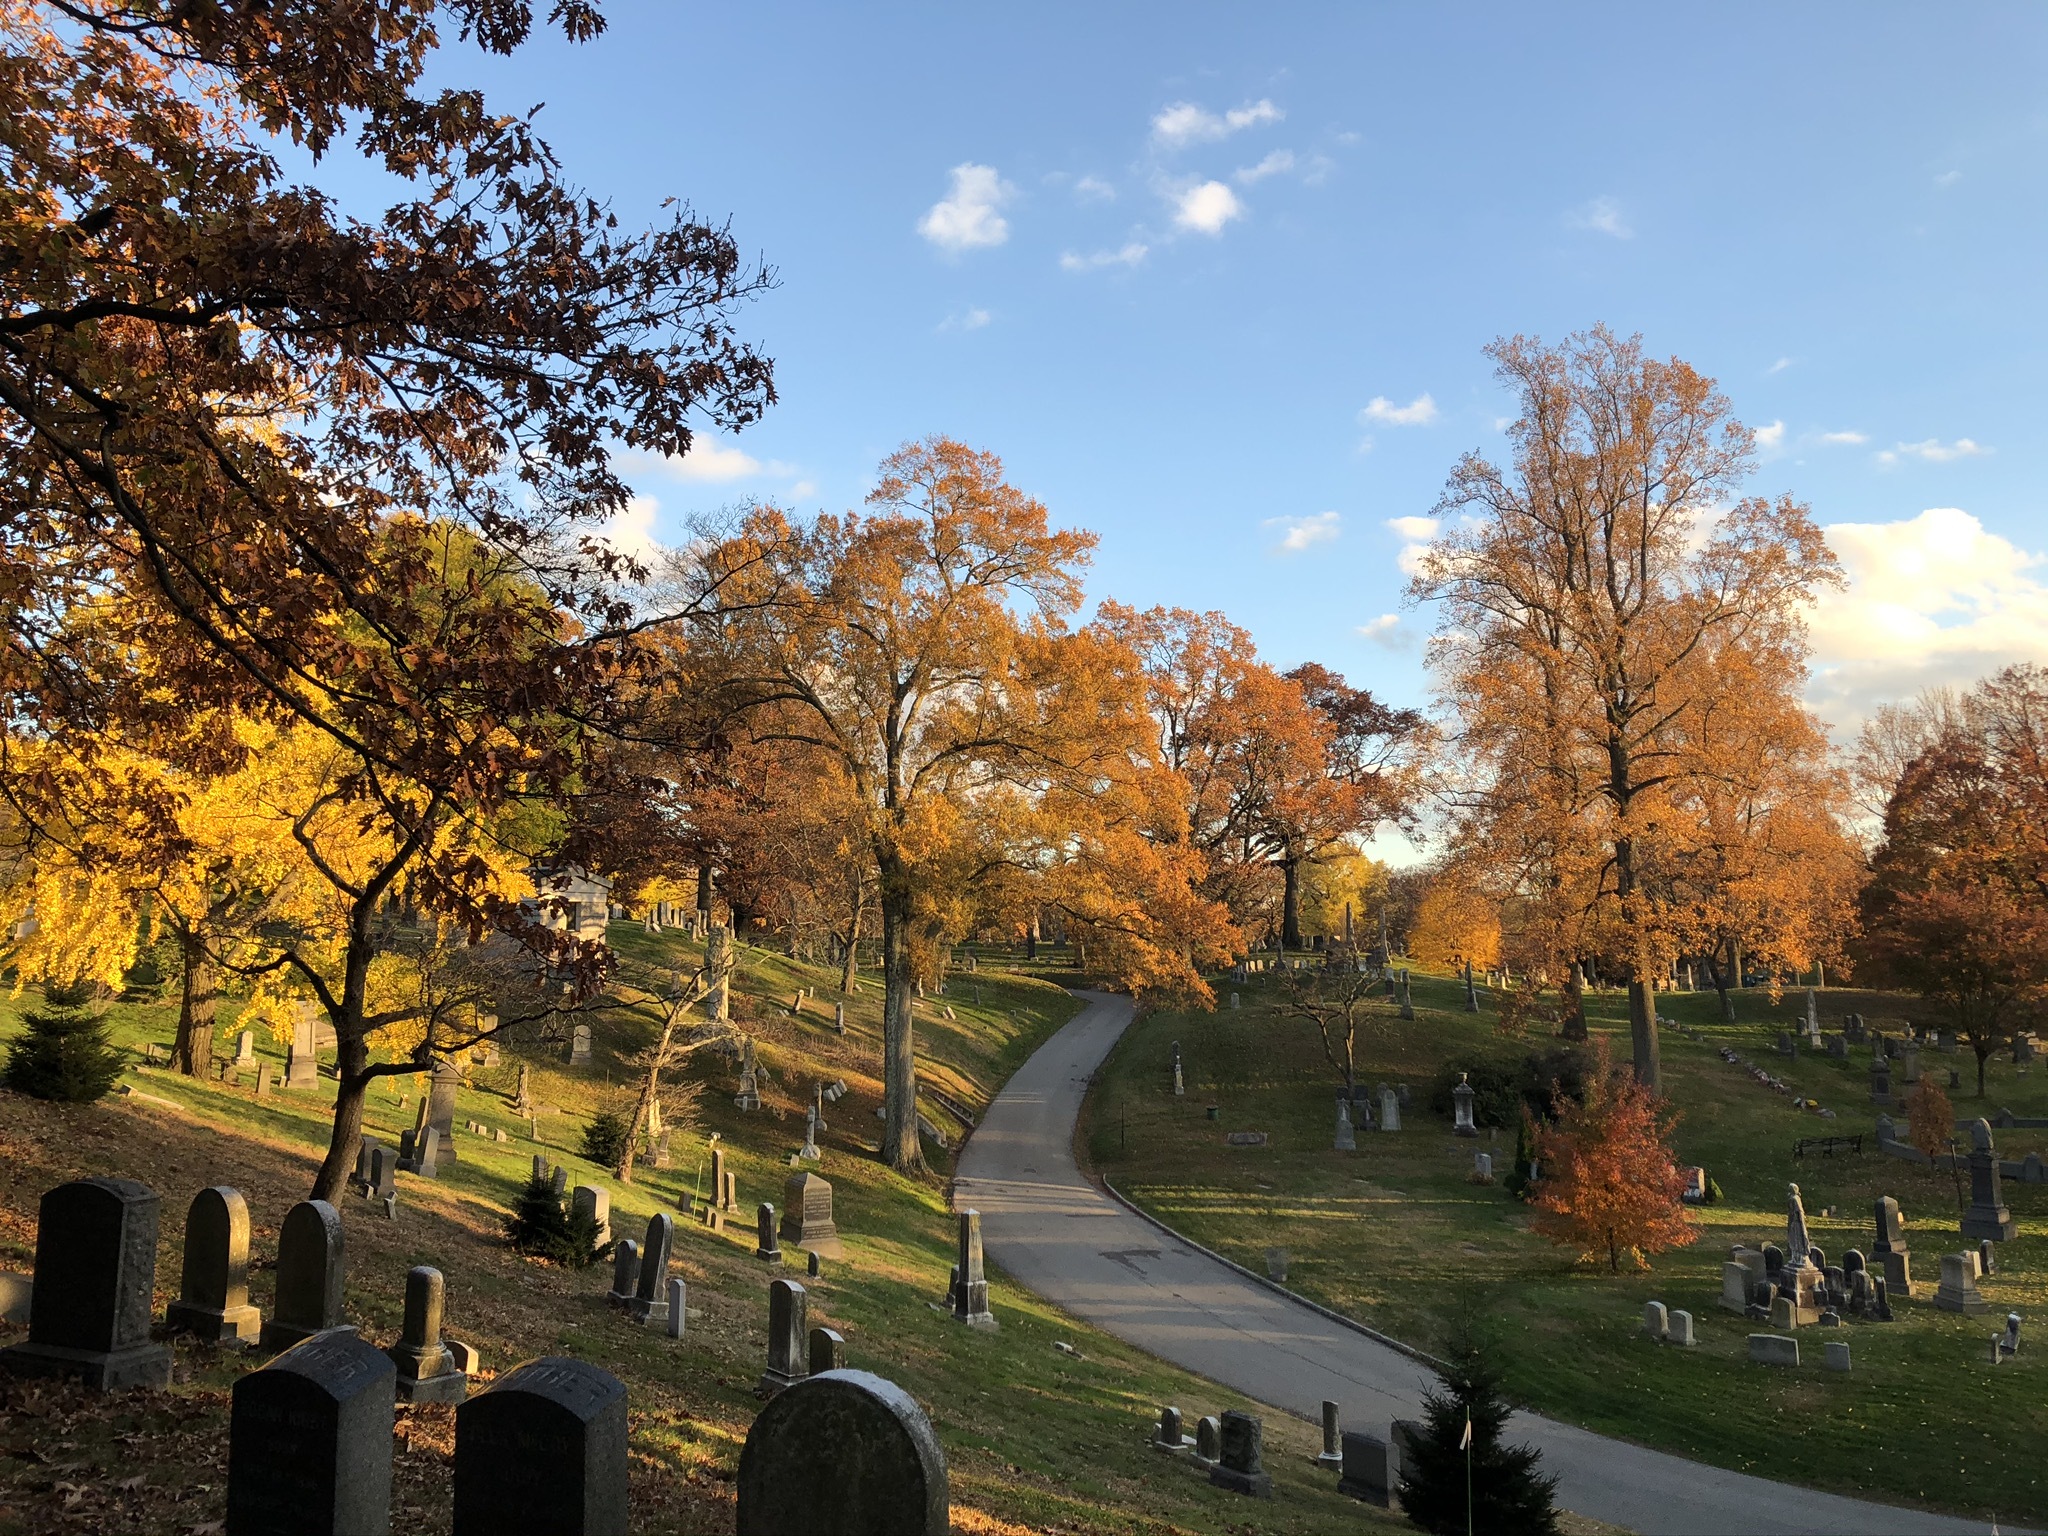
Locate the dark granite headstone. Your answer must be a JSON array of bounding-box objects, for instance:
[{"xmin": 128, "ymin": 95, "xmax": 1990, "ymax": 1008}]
[
  {"xmin": 388, "ymin": 1266, "xmax": 464, "ymax": 1404},
  {"xmin": 0, "ymin": 1178, "xmax": 172, "ymax": 1390},
  {"xmin": 756, "ymin": 1202, "xmax": 783, "ymax": 1263},
  {"xmin": 167, "ymin": 1185, "xmax": 263, "ymax": 1346},
  {"xmin": 1338, "ymin": 1427, "xmax": 1399, "ymax": 1506},
  {"xmin": 1961, "ymin": 1120, "xmax": 2016, "ymax": 1242},
  {"xmin": 808, "ymin": 1325, "xmax": 845, "ymax": 1376},
  {"xmin": 779, "ymin": 1171, "xmax": 844, "ymax": 1258},
  {"xmin": 1209, "ymin": 1409, "xmax": 1273, "ymax": 1497},
  {"xmin": 228, "ymin": 1329, "xmax": 394, "ymax": 1536},
  {"xmin": 261, "ymin": 1200, "xmax": 347, "ymax": 1351},
  {"xmin": 625, "ymin": 1214, "xmax": 673, "ymax": 1327},
  {"xmin": 759, "ymin": 1277, "xmax": 808, "ymax": 1394},
  {"xmin": 736, "ymin": 1369, "xmax": 947, "ymax": 1535},
  {"xmin": 453, "ymin": 1357, "xmax": 629, "ymax": 1536}
]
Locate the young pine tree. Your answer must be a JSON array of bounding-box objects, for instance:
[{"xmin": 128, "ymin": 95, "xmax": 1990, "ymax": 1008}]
[
  {"xmin": 1399, "ymin": 1310, "xmax": 1560, "ymax": 1536},
  {"xmin": 504, "ymin": 1169, "xmax": 603, "ymax": 1267},
  {"xmin": 3, "ymin": 981, "xmax": 124, "ymax": 1103}
]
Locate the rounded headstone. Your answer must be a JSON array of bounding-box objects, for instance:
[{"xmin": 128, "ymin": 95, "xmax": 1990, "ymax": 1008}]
[{"xmin": 736, "ymin": 1369, "xmax": 946, "ymax": 1535}]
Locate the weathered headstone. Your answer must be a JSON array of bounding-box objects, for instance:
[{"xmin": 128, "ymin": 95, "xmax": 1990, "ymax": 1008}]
[
  {"xmin": 779, "ymin": 1171, "xmax": 844, "ymax": 1258},
  {"xmin": 167, "ymin": 1185, "xmax": 263, "ymax": 1346},
  {"xmin": 1338, "ymin": 1427, "xmax": 1399, "ymax": 1506},
  {"xmin": 625, "ymin": 1214, "xmax": 674, "ymax": 1327},
  {"xmin": 1721, "ymin": 1262, "xmax": 1752, "ymax": 1313},
  {"xmin": 1668, "ymin": 1309, "xmax": 1697, "ymax": 1346},
  {"xmin": 569, "ymin": 1023, "xmax": 592, "ymax": 1066},
  {"xmin": 425, "ymin": 1060, "xmax": 462, "ymax": 1164},
  {"xmin": 1643, "ymin": 1300, "xmax": 1668, "ymax": 1341},
  {"xmin": 1748, "ymin": 1334, "xmax": 1799, "ymax": 1367},
  {"xmin": 255, "ymin": 1061, "xmax": 274, "ymax": 1098},
  {"xmin": 228, "ymin": 1329, "xmax": 394, "ymax": 1536},
  {"xmin": 1194, "ymin": 1414, "xmax": 1222, "ymax": 1467},
  {"xmin": 1451, "ymin": 1073, "xmax": 1476, "ymax": 1136},
  {"xmin": 1333, "ymin": 1099, "xmax": 1356, "ymax": 1152},
  {"xmin": 0, "ymin": 1178, "xmax": 173, "ymax": 1390},
  {"xmin": 570, "ymin": 1186, "xmax": 612, "ymax": 1248},
  {"xmin": 808, "ymin": 1326, "xmax": 845, "ymax": 1376},
  {"xmin": 759, "ymin": 1277, "xmax": 809, "ymax": 1395},
  {"xmin": 388, "ymin": 1265, "xmax": 465, "ymax": 1404},
  {"xmin": 236, "ymin": 1030, "xmax": 256, "ymax": 1064},
  {"xmin": 607, "ymin": 1240, "xmax": 640, "ymax": 1307},
  {"xmin": 453, "ymin": 1357, "xmax": 629, "ymax": 1536},
  {"xmin": 951, "ymin": 1210, "xmax": 995, "ymax": 1328},
  {"xmin": 735, "ymin": 1369, "xmax": 948, "ymax": 1535},
  {"xmin": 1153, "ymin": 1404, "xmax": 1190, "ymax": 1451},
  {"xmin": 1209, "ymin": 1409, "xmax": 1273, "ymax": 1497},
  {"xmin": 1936, "ymin": 1252, "xmax": 1988, "ymax": 1314},
  {"xmin": 666, "ymin": 1277, "xmax": 688, "ymax": 1340},
  {"xmin": 286, "ymin": 1003, "xmax": 320, "ymax": 1089},
  {"xmin": 757, "ymin": 1203, "xmax": 784, "ymax": 1264},
  {"xmin": 1379, "ymin": 1084, "xmax": 1401, "ymax": 1132},
  {"xmin": 1961, "ymin": 1119, "xmax": 2016, "ymax": 1242},
  {"xmin": 1824, "ymin": 1340, "xmax": 1852, "ymax": 1373},
  {"xmin": 262, "ymin": 1200, "xmax": 348, "ymax": 1351},
  {"xmin": 1317, "ymin": 1400, "xmax": 1343, "ymax": 1467},
  {"xmin": 1869, "ymin": 1057, "xmax": 1892, "ymax": 1106}
]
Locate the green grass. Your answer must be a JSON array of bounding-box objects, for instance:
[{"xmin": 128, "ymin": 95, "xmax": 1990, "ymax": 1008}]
[
  {"xmin": 1082, "ymin": 965, "xmax": 2048, "ymax": 1526},
  {"xmin": 0, "ymin": 932, "xmax": 1417, "ymax": 1535}
]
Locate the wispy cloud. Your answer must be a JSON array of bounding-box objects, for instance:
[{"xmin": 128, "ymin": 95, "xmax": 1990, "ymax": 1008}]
[
  {"xmin": 1264, "ymin": 510, "xmax": 1341, "ymax": 554},
  {"xmin": 1568, "ymin": 195, "xmax": 1633, "ymax": 239},
  {"xmin": 1768, "ymin": 357, "xmax": 1795, "ymax": 375},
  {"xmin": 1935, "ymin": 169, "xmax": 1962, "ymax": 188},
  {"xmin": 1386, "ymin": 515, "xmax": 1439, "ymax": 576},
  {"xmin": 789, "ymin": 480, "xmax": 817, "ymax": 501},
  {"xmin": 601, "ymin": 494, "xmax": 662, "ymax": 562},
  {"xmin": 1234, "ymin": 150, "xmax": 1295, "ymax": 185},
  {"xmin": 1172, "ymin": 180, "xmax": 1243, "ymax": 235},
  {"xmin": 917, "ymin": 163, "xmax": 1014, "ymax": 252},
  {"xmin": 1152, "ymin": 98, "xmax": 1283, "ymax": 148},
  {"xmin": 1876, "ymin": 437, "xmax": 1990, "ymax": 467},
  {"xmin": 1808, "ymin": 507, "xmax": 2048, "ymax": 729},
  {"xmin": 1059, "ymin": 242, "xmax": 1148, "ymax": 272},
  {"xmin": 1360, "ymin": 393, "xmax": 1439, "ymax": 428},
  {"xmin": 1753, "ymin": 420, "xmax": 1786, "ymax": 451},
  {"xmin": 1818, "ymin": 430, "xmax": 1869, "ymax": 446},
  {"xmin": 939, "ymin": 307, "xmax": 992, "ymax": 332},
  {"xmin": 1357, "ymin": 613, "xmax": 1403, "ymax": 649},
  {"xmin": 1073, "ymin": 175, "xmax": 1116, "ymax": 203},
  {"xmin": 621, "ymin": 440, "xmax": 798, "ymax": 486}
]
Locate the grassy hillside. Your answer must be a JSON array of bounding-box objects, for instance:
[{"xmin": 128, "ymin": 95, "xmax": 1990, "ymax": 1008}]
[
  {"xmin": 0, "ymin": 930, "xmax": 1412, "ymax": 1535},
  {"xmin": 1082, "ymin": 964, "xmax": 2048, "ymax": 1526}
]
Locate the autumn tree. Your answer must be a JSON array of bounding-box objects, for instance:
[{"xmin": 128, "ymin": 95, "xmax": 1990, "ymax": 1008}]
[
  {"xmin": 1415, "ymin": 328, "xmax": 1840, "ymax": 1088},
  {"xmin": 1904, "ymin": 1075, "xmax": 1954, "ymax": 1158},
  {"xmin": 676, "ymin": 439, "xmax": 1163, "ymax": 1171},
  {"xmin": 1527, "ymin": 1041, "xmax": 1694, "ymax": 1272},
  {"xmin": 1273, "ymin": 939, "xmax": 1388, "ymax": 1093},
  {"xmin": 1860, "ymin": 666, "xmax": 2048, "ymax": 1095}
]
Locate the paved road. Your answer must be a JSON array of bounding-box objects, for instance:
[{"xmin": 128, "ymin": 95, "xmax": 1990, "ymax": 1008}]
[{"xmin": 956, "ymin": 990, "xmax": 2000, "ymax": 1536}]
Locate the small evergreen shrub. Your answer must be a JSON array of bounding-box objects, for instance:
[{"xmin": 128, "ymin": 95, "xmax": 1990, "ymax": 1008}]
[
  {"xmin": 503, "ymin": 1169, "xmax": 604, "ymax": 1267},
  {"xmin": 1399, "ymin": 1314, "xmax": 1560, "ymax": 1536},
  {"xmin": 580, "ymin": 1108, "xmax": 630, "ymax": 1169},
  {"xmin": 3, "ymin": 981, "xmax": 124, "ymax": 1103},
  {"xmin": 1704, "ymin": 1174, "xmax": 1726, "ymax": 1204}
]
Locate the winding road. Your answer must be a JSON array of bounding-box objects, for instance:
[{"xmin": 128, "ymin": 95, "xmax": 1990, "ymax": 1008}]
[{"xmin": 955, "ymin": 990, "xmax": 1998, "ymax": 1536}]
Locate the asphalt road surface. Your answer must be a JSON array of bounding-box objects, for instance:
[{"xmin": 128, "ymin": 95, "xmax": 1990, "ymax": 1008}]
[{"xmin": 955, "ymin": 989, "xmax": 2000, "ymax": 1536}]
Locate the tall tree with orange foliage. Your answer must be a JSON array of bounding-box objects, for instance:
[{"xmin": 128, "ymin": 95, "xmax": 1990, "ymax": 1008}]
[
  {"xmin": 1528, "ymin": 1041, "xmax": 1694, "ymax": 1272},
  {"xmin": 675, "ymin": 439, "xmax": 1196, "ymax": 1171},
  {"xmin": 1414, "ymin": 328, "xmax": 1840, "ymax": 1088}
]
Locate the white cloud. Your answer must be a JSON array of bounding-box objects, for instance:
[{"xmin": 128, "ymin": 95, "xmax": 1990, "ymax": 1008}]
[
  {"xmin": 1819, "ymin": 430, "xmax": 1869, "ymax": 446},
  {"xmin": 917, "ymin": 163, "xmax": 1014, "ymax": 252},
  {"xmin": 1234, "ymin": 150, "xmax": 1295, "ymax": 184},
  {"xmin": 1059, "ymin": 242, "xmax": 1149, "ymax": 272},
  {"xmin": 1568, "ymin": 195, "xmax": 1633, "ymax": 238},
  {"xmin": 939, "ymin": 306, "xmax": 992, "ymax": 332},
  {"xmin": 669, "ymin": 440, "xmax": 763, "ymax": 483},
  {"xmin": 1360, "ymin": 393, "xmax": 1439, "ymax": 428},
  {"xmin": 1935, "ymin": 169, "xmax": 1962, "ymax": 188},
  {"xmin": 1263, "ymin": 510, "xmax": 1341, "ymax": 554},
  {"xmin": 1172, "ymin": 180, "xmax": 1243, "ymax": 235},
  {"xmin": 1808, "ymin": 507, "xmax": 2048, "ymax": 729},
  {"xmin": 1151, "ymin": 98, "xmax": 1283, "ymax": 148},
  {"xmin": 1877, "ymin": 437, "xmax": 1990, "ymax": 466},
  {"xmin": 1753, "ymin": 419, "xmax": 1786, "ymax": 451},
  {"xmin": 601, "ymin": 494, "xmax": 662, "ymax": 562},
  {"xmin": 1357, "ymin": 613, "xmax": 1402, "ymax": 648},
  {"xmin": 1073, "ymin": 175, "xmax": 1116, "ymax": 202},
  {"xmin": 1386, "ymin": 515, "xmax": 1439, "ymax": 575},
  {"xmin": 1768, "ymin": 357, "xmax": 1795, "ymax": 374},
  {"xmin": 789, "ymin": 480, "xmax": 817, "ymax": 501}
]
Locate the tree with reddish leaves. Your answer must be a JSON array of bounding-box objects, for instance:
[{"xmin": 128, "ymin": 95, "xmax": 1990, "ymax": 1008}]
[{"xmin": 1527, "ymin": 1040, "xmax": 1694, "ymax": 1273}]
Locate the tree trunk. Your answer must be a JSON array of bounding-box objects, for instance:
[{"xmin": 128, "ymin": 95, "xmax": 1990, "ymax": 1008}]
[
  {"xmin": 838, "ymin": 884, "xmax": 865, "ymax": 993},
  {"xmin": 1977, "ymin": 1044, "xmax": 1989, "ymax": 1097},
  {"xmin": 1705, "ymin": 947, "xmax": 1736, "ymax": 1023},
  {"xmin": 1559, "ymin": 962, "xmax": 1587, "ymax": 1041},
  {"xmin": 173, "ymin": 927, "xmax": 218, "ymax": 1078},
  {"xmin": 620, "ymin": 1009, "xmax": 681, "ymax": 1186},
  {"xmin": 1628, "ymin": 977, "xmax": 1660, "ymax": 1091},
  {"xmin": 880, "ymin": 871, "xmax": 923, "ymax": 1172},
  {"xmin": 1025, "ymin": 911, "xmax": 1038, "ymax": 961},
  {"xmin": 1281, "ymin": 855, "xmax": 1303, "ymax": 952},
  {"xmin": 696, "ymin": 862, "xmax": 713, "ymax": 917}
]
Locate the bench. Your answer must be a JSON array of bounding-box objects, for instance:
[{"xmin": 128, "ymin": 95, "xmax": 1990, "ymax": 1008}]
[{"xmin": 1792, "ymin": 1134, "xmax": 1864, "ymax": 1160}]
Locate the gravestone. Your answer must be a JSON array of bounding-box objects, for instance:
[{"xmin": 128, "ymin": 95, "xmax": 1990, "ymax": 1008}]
[
  {"xmin": 453, "ymin": 1357, "xmax": 629, "ymax": 1536},
  {"xmin": 236, "ymin": 1030, "xmax": 255, "ymax": 1064},
  {"xmin": 365, "ymin": 1146, "xmax": 396, "ymax": 1204},
  {"xmin": 1668, "ymin": 1310, "xmax": 1697, "ymax": 1346},
  {"xmin": 1960, "ymin": 1120, "xmax": 2016, "ymax": 1242},
  {"xmin": 607, "ymin": 1240, "xmax": 639, "ymax": 1308},
  {"xmin": 1870, "ymin": 1057, "xmax": 1892, "ymax": 1106},
  {"xmin": 1379, "ymin": 1085, "xmax": 1401, "ymax": 1132},
  {"xmin": 167, "ymin": 1185, "xmax": 263, "ymax": 1346},
  {"xmin": 388, "ymin": 1265, "xmax": 465, "ymax": 1404},
  {"xmin": 625, "ymin": 1215, "xmax": 673, "ymax": 1327},
  {"xmin": 1871, "ymin": 1196, "xmax": 1912, "ymax": 1295},
  {"xmin": 808, "ymin": 1250, "xmax": 822, "ymax": 1279},
  {"xmin": 513, "ymin": 1063, "xmax": 532, "ymax": 1114},
  {"xmin": 1451, "ymin": 1074, "xmax": 1476, "ymax": 1136},
  {"xmin": 1334, "ymin": 1099, "xmax": 1356, "ymax": 1152},
  {"xmin": 666, "ymin": 1278, "xmax": 687, "ymax": 1340},
  {"xmin": 1824, "ymin": 1341, "xmax": 1852, "ymax": 1373},
  {"xmin": 710, "ymin": 1147, "xmax": 728, "ymax": 1211},
  {"xmin": 0, "ymin": 1178, "xmax": 173, "ymax": 1390},
  {"xmin": 1338, "ymin": 1427, "xmax": 1399, "ymax": 1506},
  {"xmin": 569, "ymin": 1024, "xmax": 592, "ymax": 1066},
  {"xmin": 1194, "ymin": 1414, "xmax": 1222, "ymax": 1467},
  {"xmin": 1209, "ymin": 1409, "xmax": 1273, "ymax": 1497},
  {"xmin": 1318, "ymin": 1400, "xmax": 1343, "ymax": 1467},
  {"xmin": 228, "ymin": 1329, "xmax": 394, "ymax": 1536},
  {"xmin": 833, "ymin": 1002, "xmax": 846, "ymax": 1035},
  {"xmin": 286, "ymin": 1003, "xmax": 320, "ymax": 1089},
  {"xmin": 808, "ymin": 1326, "xmax": 844, "ymax": 1376},
  {"xmin": 952, "ymin": 1210, "xmax": 996, "ymax": 1328},
  {"xmin": 760, "ymin": 1277, "xmax": 809, "ymax": 1395},
  {"xmin": 426, "ymin": 1061, "xmax": 463, "ymax": 1164},
  {"xmin": 262, "ymin": 1200, "xmax": 348, "ymax": 1351},
  {"xmin": 756, "ymin": 1203, "xmax": 783, "ymax": 1264},
  {"xmin": 779, "ymin": 1171, "xmax": 844, "ymax": 1257},
  {"xmin": 1153, "ymin": 1404, "xmax": 1190, "ymax": 1451},
  {"xmin": 1721, "ymin": 1262, "xmax": 1752, "ymax": 1313},
  {"xmin": 735, "ymin": 1369, "xmax": 948, "ymax": 1536},
  {"xmin": 1643, "ymin": 1300, "xmax": 1668, "ymax": 1341},
  {"xmin": 1748, "ymin": 1334, "xmax": 1799, "ymax": 1366},
  {"xmin": 1936, "ymin": 1252, "xmax": 1988, "ymax": 1314},
  {"xmin": 399, "ymin": 1125, "xmax": 440, "ymax": 1178},
  {"xmin": 570, "ymin": 1186, "xmax": 612, "ymax": 1248}
]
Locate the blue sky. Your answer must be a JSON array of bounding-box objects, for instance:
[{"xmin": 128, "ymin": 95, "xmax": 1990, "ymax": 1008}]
[{"xmin": 392, "ymin": 3, "xmax": 2048, "ymax": 731}]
